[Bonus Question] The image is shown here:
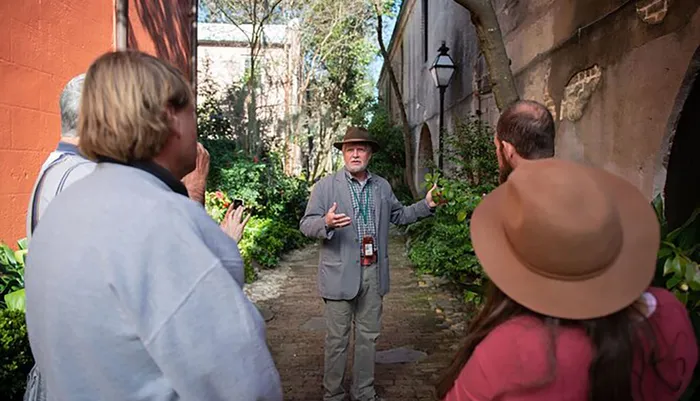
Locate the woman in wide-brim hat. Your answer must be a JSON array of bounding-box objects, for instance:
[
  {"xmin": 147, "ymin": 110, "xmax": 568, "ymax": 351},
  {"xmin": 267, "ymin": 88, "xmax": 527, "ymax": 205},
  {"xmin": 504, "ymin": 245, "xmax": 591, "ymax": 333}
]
[{"xmin": 437, "ymin": 158, "xmax": 698, "ymax": 401}]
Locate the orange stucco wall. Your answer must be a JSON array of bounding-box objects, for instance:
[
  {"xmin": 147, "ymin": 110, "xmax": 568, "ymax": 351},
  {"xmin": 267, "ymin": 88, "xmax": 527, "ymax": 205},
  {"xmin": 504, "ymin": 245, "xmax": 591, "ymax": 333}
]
[
  {"xmin": 0, "ymin": 0, "xmax": 114, "ymax": 244},
  {"xmin": 128, "ymin": 0, "xmax": 193, "ymax": 79},
  {"xmin": 0, "ymin": 0, "xmax": 194, "ymax": 244}
]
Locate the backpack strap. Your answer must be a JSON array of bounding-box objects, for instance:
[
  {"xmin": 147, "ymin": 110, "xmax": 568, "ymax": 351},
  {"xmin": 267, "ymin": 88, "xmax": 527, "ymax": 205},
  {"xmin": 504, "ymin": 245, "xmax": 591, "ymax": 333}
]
[
  {"xmin": 55, "ymin": 160, "xmax": 92, "ymax": 196},
  {"xmin": 29, "ymin": 154, "xmax": 78, "ymax": 235}
]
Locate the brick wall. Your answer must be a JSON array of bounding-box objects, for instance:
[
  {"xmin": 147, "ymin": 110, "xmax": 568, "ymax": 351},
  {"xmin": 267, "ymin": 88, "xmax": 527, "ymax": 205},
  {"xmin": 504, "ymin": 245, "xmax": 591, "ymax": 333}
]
[
  {"xmin": 0, "ymin": 0, "xmax": 114, "ymax": 243},
  {"xmin": 636, "ymin": 0, "xmax": 671, "ymax": 25}
]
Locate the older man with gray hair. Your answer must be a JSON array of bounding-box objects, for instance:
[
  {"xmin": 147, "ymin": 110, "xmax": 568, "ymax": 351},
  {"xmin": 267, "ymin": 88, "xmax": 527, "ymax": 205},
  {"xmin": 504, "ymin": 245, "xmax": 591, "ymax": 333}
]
[
  {"xmin": 23, "ymin": 73, "xmax": 94, "ymax": 401},
  {"xmin": 26, "ymin": 74, "xmax": 95, "ymax": 239}
]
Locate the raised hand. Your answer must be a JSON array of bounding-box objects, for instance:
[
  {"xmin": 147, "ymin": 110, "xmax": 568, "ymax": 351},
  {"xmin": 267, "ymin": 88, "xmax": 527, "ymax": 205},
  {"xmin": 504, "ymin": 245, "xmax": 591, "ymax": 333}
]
[
  {"xmin": 324, "ymin": 202, "xmax": 352, "ymax": 229},
  {"xmin": 426, "ymin": 183, "xmax": 446, "ymax": 208},
  {"xmin": 221, "ymin": 202, "xmax": 251, "ymax": 242},
  {"xmin": 182, "ymin": 142, "xmax": 210, "ymax": 205}
]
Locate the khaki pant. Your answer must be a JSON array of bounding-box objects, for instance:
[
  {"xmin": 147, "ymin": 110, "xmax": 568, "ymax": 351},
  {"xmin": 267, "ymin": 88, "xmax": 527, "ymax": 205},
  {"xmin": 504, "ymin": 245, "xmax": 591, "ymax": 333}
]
[{"xmin": 323, "ymin": 264, "xmax": 383, "ymax": 401}]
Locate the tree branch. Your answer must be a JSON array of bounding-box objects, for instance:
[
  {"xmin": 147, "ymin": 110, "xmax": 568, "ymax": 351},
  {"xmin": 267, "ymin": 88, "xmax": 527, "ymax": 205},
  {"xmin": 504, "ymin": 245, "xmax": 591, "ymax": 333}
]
[
  {"xmin": 453, "ymin": 0, "xmax": 519, "ymax": 109},
  {"xmin": 375, "ymin": 2, "xmax": 418, "ymax": 198}
]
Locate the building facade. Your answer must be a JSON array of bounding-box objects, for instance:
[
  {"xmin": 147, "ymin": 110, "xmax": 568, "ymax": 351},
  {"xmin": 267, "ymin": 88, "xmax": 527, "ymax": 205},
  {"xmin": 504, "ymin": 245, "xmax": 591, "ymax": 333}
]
[
  {"xmin": 197, "ymin": 21, "xmax": 303, "ymax": 174},
  {"xmin": 0, "ymin": 0, "xmax": 196, "ymax": 243},
  {"xmin": 379, "ymin": 0, "xmax": 700, "ymax": 227}
]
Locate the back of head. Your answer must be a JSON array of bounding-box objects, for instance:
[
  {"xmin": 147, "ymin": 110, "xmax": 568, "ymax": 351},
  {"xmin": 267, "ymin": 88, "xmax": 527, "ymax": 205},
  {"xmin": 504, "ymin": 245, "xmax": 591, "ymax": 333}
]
[
  {"xmin": 496, "ymin": 100, "xmax": 555, "ymax": 159},
  {"xmin": 78, "ymin": 50, "xmax": 193, "ymax": 163},
  {"xmin": 60, "ymin": 74, "xmax": 86, "ymax": 138}
]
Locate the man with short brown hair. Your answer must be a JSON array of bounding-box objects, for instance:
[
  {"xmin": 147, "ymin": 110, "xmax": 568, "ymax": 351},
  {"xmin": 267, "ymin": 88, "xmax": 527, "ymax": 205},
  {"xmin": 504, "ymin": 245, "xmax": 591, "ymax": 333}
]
[
  {"xmin": 494, "ymin": 99, "xmax": 556, "ymax": 183},
  {"xmin": 300, "ymin": 127, "xmax": 441, "ymax": 401}
]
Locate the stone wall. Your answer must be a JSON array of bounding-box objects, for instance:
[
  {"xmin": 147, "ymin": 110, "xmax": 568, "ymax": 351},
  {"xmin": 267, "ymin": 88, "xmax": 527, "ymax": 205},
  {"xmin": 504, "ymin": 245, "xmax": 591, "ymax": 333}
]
[
  {"xmin": 379, "ymin": 0, "xmax": 700, "ymax": 200},
  {"xmin": 506, "ymin": 0, "xmax": 700, "ymax": 196}
]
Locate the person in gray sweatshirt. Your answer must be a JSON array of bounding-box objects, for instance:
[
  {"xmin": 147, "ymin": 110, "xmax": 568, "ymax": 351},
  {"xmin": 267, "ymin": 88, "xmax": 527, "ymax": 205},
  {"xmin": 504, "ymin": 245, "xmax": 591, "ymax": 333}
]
[{"xmin": 24, "ymin": 50, "xmax": 282, "ymax": 401}]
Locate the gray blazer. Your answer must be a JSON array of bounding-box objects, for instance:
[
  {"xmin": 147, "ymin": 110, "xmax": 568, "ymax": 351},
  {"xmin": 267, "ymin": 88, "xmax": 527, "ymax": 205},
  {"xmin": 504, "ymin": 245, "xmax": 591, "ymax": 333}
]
[{"xmin": 300, "ymin": 169, "xmax": 433, "ymax": 300}]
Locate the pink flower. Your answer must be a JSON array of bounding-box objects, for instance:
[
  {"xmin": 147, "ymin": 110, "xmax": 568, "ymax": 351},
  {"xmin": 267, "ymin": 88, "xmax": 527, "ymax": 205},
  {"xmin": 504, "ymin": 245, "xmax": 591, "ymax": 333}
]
[{"xmin": 215, "ymin": 191, "xmax": 224, "ymax": 199}]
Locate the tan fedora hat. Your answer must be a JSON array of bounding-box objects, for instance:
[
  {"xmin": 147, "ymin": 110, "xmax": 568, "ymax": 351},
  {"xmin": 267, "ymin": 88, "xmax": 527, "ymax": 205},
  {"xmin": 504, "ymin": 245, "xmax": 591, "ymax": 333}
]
[
  {"xmin": 470, "ymin": 158, "xmax": 660, "ymax": 320},
  {"xmin": 333, "ymin": 126, "xmax": 380, "ymax": 152}
]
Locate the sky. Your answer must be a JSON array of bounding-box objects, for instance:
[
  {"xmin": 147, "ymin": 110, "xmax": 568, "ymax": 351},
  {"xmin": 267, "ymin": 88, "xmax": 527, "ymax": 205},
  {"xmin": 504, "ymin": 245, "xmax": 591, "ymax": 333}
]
[{"xmin": 368, "ymin": 14, "xmax": 398, "ymax": 92}]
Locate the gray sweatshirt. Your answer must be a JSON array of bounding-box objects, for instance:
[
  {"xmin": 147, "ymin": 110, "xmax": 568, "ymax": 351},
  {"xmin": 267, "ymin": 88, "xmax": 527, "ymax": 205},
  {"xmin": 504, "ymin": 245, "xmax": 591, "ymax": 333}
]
[{"xmin": 25, "ymin": 162, "xmax": 282, "ymax": 401}]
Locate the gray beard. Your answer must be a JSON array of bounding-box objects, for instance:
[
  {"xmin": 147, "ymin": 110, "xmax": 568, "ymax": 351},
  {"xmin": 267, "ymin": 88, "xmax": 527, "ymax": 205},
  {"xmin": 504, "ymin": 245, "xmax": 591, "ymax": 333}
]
[{"xmin": 345, "ymin": 163, "xmax": 368, "ymax": 174}]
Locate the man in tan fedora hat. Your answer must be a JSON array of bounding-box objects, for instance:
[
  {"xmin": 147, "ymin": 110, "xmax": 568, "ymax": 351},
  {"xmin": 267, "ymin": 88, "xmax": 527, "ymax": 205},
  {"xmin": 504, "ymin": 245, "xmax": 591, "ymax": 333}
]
[
  {"xmin": 300, "ymin": 126, "xmax": 441, "ymax": 401},
  {"xmin": 494, "ymin": 99, "xmax": 556, "ymax": 183}
]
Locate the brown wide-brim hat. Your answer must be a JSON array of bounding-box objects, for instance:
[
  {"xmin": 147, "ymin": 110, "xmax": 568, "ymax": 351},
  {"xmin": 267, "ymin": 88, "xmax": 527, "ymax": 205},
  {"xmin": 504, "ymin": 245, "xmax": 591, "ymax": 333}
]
[
  {"xmin": 470, "ymin": 158, "xmax": 660, "ymax": 320},
  {"xmin": 333, "ymin": 126, "xmax": 380, "ymax": 152}
]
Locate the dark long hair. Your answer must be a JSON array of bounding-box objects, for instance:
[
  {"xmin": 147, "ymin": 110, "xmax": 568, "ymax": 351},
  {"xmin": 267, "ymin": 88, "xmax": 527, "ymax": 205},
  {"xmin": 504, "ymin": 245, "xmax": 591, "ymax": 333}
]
[{"xmin": 436, "ymin": 281, "xmax": 670, "ymax": 401}]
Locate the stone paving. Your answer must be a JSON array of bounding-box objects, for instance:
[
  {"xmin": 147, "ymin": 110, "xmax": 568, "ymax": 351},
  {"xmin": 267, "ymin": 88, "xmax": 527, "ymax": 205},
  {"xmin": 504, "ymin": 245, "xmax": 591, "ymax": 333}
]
[{"xmin": 246, "ymin": 229, "xmax": 473, "ymax": 401}]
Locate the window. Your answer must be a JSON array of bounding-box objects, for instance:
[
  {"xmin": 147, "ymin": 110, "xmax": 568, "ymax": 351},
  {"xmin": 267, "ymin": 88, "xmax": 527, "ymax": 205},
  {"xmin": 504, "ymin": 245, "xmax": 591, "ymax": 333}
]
[
  {"xmin": 422, "ymin": 0, "xmax": 429, "ymax": 63},
  {"xmin": 475, "ymin": 53, "xmax": 492, "ymax": 94}
]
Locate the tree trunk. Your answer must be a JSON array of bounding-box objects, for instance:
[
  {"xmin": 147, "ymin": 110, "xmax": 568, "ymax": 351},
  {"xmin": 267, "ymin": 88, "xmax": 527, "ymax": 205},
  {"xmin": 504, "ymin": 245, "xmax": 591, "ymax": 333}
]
[
  {"xmin": 247, "ymin": 45, "xmax": 260, "ymax": 157},
  {"xmin": 376, "ymin": 11, "xmax": 419, "ymax": 199},
  {"xmin": 454, "ymin": 0, "xmax": 519, "ymax": 110}
]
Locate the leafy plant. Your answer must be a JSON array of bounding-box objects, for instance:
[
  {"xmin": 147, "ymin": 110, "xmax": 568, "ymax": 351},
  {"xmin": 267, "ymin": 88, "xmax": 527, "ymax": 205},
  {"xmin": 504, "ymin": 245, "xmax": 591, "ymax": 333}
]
[
  {"xmin": 204, "ymin": 149, "xmax": 310, "ymax": 227},
  {"xmin": 651, "ymin": 195, "xmax": 700, "ymax": 401},
  {"xmin": 205, "ymin": 191, "xmax": 233, "ymax": 224},
  {"xmin": 239, "ymin": 218, "xmax": 309, "ymax": 270},
  {"xmin": 446, "ymin": 116, "xmax": 499, "ymax": 189},
  {"xmin": 1, "ymin": 239, "xmax": 27, "ymax": 311},
  {"xmin": 0, "ymin": 309, "xmax": 33, "ymax": 401},
  {"xmin": 651, "ymin": 195, "xmax": 700, "ymax": 307},
  {"xmin": 365, "ymin": 103, "xmax": 412, "ymax": 204},
  {"xmin": 406, "ymin": 117, "xmax": 498, "ymax": 303}
]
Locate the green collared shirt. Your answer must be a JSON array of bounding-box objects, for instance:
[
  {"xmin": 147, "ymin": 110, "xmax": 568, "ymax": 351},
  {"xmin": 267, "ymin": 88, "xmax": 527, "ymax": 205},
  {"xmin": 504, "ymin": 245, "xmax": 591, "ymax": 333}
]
[{"xmin": 345, "ymin": 170, "xmax": 377, "ymax": 247}]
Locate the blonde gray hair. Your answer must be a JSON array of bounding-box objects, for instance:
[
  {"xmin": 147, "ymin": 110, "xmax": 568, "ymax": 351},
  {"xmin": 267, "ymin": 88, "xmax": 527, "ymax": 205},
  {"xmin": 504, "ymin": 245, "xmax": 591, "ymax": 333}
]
[
  {"xmin": 78, "ymin": 50, "xmax": 193, "ymax": 162},
  {"xmin": 60, "ymin": 74, "xmax": 85, "ymax": 138}
]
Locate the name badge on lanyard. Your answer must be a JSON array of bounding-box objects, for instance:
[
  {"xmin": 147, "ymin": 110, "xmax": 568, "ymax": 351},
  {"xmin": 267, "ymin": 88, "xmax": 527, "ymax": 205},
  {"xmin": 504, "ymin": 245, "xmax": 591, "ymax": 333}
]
[
  {"xmin": 363, "ymin": 236, "xmax": 375, "ymax": 256},
  {"xmin": 353, "ymin": 183, "xmax": 375, "ymax": 259}
]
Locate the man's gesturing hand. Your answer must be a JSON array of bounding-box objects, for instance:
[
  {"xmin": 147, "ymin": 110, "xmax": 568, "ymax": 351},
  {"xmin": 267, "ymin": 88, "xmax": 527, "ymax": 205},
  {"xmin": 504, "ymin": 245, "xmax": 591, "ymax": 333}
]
[{"xmin": 324, "ymin": 202, "xmax": 352, "ymax": 229}]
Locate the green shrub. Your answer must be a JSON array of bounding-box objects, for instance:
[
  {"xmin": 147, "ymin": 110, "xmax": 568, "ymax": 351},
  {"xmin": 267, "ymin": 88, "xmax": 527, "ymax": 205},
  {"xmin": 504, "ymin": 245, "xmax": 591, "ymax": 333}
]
[
  {"xmin": 651, "ymin": 195, "xmax": 700, "ymax": 401},
  {"xmin": 204, "ymin": 190, "xmax": 234, "ymax": 224},
  {"xmin": 204, "ymin": 192, "xmax": 311, "ymax": 281},
  {"xmin": 0, "ymin": 309, "xmax": 32, "ymax": 401},
  {"xmin": 240, "ymin": 218, "xmax": 309, "ymax": 270},
  {"xmin": 1, "ymin": 239, "xmax": 27, "ymax": 311},
  {"xmin": 201, "ymin": 144, "xmax": 310, "ymax": 228},
  {"xmin": 199, "ymin": 137, "xmax": 311, "ymax": 279},
  {"xmin": 406, "ymin": 184, "xmax": 489, "ymax": 303},
  {"xmin": 445, "ymin": 116, "xmax": 499, "ymax": 189},
  {"xmin": 366, "ymin": 103, "xmax": 413, "ymax": 204},
  {"xmin": 406, "ymin": 116, "xmax": 498, "ymax": 303}
]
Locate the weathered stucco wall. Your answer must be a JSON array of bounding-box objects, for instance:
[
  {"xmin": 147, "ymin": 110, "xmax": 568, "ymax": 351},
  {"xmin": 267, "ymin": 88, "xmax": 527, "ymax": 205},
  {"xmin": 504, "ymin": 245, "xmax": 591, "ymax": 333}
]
[
  {"xmin": 379, "ymin": 0, "xmax": 700, "ymax": 200},
  {"xmin": 504, "ymin": 0, "xmax": 700, "ymax": 197},
  {"xmin": 379, "ymin": 0, "xmax": 494, "ymax": 190}
]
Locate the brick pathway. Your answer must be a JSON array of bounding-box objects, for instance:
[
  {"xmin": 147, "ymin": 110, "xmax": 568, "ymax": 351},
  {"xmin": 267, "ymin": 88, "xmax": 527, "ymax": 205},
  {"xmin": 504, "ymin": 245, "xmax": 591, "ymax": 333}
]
[{"xmin": 256, "ymin": 230, "xmax": 471, "ymax": 401}]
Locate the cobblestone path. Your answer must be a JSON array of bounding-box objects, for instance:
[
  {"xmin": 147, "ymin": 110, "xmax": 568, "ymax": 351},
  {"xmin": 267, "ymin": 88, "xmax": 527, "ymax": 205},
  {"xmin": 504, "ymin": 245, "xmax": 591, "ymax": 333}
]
[{"xmin": 250, "ymin": 230, "xmax": 471, "ymax": 401}]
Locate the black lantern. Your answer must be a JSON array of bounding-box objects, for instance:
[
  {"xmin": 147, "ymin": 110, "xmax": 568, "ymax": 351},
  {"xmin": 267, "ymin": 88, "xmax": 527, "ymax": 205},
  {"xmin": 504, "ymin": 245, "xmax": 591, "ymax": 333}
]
[{"xmin": 429, "ymin": 41, "xmax": 456, "ymax": 170}]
